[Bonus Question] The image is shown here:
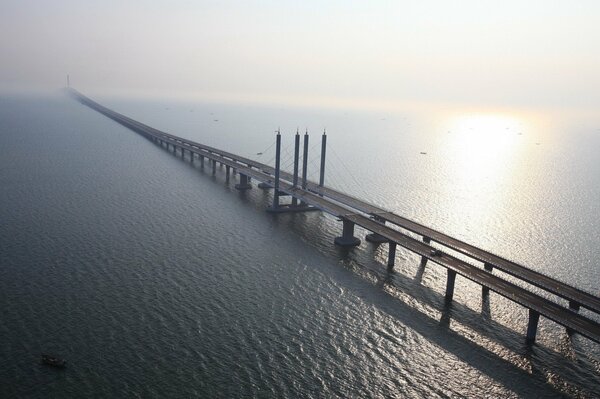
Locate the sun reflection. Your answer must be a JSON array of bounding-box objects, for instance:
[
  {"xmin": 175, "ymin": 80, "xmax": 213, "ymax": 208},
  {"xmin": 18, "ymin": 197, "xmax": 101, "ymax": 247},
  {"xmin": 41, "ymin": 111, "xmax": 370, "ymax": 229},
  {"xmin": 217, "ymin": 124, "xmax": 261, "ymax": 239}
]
[
  {"xmin": 433, "ymin": 113, "xmax": 529, "ymax": 239},
  {"xmin": 446, "ymin": 114, "xmax": 524, "ymax": 185}
]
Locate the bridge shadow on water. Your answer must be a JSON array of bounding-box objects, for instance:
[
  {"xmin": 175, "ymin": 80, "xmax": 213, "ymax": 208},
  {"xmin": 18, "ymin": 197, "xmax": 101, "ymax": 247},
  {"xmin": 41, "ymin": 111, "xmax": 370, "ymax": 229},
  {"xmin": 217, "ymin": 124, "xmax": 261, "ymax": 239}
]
[{"xmin": 159, "ymin": 138, "xmax": 600, "ymax": 397}]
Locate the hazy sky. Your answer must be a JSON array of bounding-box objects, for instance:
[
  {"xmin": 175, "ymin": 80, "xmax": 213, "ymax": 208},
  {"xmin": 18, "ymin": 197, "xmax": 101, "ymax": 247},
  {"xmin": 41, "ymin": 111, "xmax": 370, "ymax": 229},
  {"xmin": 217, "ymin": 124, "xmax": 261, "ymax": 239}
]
[{"xmin": 1, "ymin": 0, "xmax": 599, "ymax": 111}]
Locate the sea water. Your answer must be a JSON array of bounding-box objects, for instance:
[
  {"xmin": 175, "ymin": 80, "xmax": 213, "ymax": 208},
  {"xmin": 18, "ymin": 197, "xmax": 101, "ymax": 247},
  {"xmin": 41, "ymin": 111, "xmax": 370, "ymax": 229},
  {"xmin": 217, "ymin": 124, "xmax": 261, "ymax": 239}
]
[{"xmin": 1, "ymin": 91, "xmax": 599, "ymax": 397}]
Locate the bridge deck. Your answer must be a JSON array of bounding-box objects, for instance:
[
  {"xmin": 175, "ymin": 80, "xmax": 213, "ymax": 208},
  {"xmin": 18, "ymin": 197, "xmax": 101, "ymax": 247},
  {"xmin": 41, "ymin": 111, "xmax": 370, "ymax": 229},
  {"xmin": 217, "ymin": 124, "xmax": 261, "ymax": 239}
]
[
  {"xmin": 69, "ymin": 88, "xmax": 600, "ymax": 345},
  {"xmin": 301, "ymin": 186, "xmax": 600, "ymax": 315}
]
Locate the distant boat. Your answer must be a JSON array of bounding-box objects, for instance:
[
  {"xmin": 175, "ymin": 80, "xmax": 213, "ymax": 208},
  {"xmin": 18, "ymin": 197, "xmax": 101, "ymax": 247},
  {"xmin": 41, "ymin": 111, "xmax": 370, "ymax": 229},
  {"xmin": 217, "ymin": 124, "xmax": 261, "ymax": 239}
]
[
  {"xmin": 420, "ymin": 152, "xmax": 427, "ymax": 155},
  {"xmin": 41, "ymin": 354, "xmax": 66, "ymax": 368}
]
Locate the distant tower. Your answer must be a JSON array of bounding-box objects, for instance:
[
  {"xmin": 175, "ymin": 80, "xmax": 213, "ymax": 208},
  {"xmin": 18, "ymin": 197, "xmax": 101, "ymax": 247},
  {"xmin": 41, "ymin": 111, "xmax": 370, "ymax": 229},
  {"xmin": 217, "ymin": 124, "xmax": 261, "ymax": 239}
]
[{"xmin": 67, "ymin": 75, "xmax": 70, "ymax": 88}]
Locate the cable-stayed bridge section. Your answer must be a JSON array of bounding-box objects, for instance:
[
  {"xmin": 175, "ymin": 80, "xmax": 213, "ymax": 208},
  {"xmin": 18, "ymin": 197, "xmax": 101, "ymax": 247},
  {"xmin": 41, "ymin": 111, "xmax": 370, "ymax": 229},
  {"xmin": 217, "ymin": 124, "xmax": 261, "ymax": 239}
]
[{"xmin": 68, "ymin": 88, "xmax": 600, "ymax": 348}]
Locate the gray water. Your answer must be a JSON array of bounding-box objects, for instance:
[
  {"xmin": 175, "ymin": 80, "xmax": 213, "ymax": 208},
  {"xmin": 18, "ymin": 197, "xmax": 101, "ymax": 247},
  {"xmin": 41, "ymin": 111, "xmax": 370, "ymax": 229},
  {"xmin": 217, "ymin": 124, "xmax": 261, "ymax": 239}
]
[{"xmin": 1, "ymin": 92, "xmax": 599, "ymax": 398}]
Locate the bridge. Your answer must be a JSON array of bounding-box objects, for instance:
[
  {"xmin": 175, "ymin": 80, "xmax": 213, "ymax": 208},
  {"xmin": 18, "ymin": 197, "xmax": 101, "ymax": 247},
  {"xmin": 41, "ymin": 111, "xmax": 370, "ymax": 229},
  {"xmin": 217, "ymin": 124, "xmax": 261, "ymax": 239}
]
[{"xmin": 68, "ymin": 88, "xmax": 600, "ymax": 347}]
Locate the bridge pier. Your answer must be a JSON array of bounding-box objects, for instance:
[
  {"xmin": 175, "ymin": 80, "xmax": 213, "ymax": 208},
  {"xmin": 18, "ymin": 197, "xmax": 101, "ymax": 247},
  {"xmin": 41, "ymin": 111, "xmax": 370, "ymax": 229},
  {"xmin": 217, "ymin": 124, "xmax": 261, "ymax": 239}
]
[
  {"xmin": 319, "ymin": 131, "xmax": 326, "ymax": 194},
  {"xmin": 420, "ymin": 236, "xmax": 431, "ymax": 267},
  {"xmin": 566, "ymin": 301, "xmax": 581, "ymax": 335},
  {"xmin": 366, "ymin": 216, "xmax": 388, "ymax": 243},
  {"xmin": 266, "ymin": 131, "xmax": 317, "ymax": 213},
  {"xmin": 292, "ymin": 131, "xmax": 300, "ymax": 206},
  {"xmin": 235, "ymin": 173, "xmax": 252, "ymax": 190},
  {"xmin": 225, "ymin": 165, "xmax": 230, "ymax": 182},
  {"xmin": 334, "ymin": 219, "xmax": 361, "ymax": 247},
  {"xmin": 300, "ymin": 131, "xmax": 309, "ymax": 207},
  {"xmin": 526, "ymin": 309, "xmax": 540, "ymax": 344},
  {"xmin": 387, "ymin": 241, "xmax": 397, "ymax": 270},
  {"xmin": 482, "ymin": 263, "xmax": 494, "ymax": 296},
  {"xmin": 445, "ymin": 269, "xmax": 457, "ymax": 303},
  {"xmin": 212, "ymin": 159, "xmax": 217, "ymax": 175},
  {"xmin": 267, "ymin": 131, "xmax": 282, "ymax": 211}
]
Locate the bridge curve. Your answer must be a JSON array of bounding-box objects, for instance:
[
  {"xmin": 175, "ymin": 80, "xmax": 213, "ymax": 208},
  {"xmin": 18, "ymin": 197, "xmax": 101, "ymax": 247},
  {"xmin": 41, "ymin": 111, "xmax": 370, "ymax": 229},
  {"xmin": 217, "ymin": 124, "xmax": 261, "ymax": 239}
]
[{"xmin": 67, "ymin": 88, "xmax": 600, "ymax": 347}]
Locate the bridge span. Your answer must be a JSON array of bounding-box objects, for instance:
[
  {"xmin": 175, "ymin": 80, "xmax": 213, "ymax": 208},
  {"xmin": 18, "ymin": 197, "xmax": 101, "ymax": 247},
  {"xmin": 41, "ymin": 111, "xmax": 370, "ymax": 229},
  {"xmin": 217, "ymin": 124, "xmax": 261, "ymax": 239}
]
[{"xmin": 68, "ymin": 88, "xmax": 600, "ymax": 347}]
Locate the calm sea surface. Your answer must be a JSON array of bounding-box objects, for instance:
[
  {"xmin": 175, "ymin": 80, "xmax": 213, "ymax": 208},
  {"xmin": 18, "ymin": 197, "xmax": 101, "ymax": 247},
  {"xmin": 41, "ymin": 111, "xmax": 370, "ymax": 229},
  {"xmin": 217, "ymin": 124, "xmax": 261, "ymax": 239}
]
[{"xmin": 1, "ymin": 91, "xmax": 599, "ymax": 398}]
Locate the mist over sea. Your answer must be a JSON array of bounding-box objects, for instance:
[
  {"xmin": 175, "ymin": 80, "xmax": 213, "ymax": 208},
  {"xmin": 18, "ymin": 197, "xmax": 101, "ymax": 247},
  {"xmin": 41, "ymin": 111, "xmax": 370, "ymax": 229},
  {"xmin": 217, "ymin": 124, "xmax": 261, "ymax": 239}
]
[{"xmin": 1, "ymin": 91, "xmax": 599, "ymax": 398}]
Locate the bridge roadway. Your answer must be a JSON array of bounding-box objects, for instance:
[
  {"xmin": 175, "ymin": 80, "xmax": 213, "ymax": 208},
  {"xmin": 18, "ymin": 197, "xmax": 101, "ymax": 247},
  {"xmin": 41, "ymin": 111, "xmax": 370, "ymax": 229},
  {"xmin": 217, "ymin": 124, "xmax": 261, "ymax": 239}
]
[
  {"xmin": 69, "ymin": 89, "xmax": 600, "ymax": 345},
  {"xmin": 304, "ymin": 186, "xmax": 600, "ymax": 315}
]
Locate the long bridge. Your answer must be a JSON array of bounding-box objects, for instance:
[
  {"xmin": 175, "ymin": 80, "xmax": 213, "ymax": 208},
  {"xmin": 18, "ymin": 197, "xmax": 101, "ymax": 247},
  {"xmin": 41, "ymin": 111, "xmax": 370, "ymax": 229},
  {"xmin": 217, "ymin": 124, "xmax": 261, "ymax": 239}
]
[{"xmin": 68, "ymin": 88, "xmax": 600, "ymax": 347}]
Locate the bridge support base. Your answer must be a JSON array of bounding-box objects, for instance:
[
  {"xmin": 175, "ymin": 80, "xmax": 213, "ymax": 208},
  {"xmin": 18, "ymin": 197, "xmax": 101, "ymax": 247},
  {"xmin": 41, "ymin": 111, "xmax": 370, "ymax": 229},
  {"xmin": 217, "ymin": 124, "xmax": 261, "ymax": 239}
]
[
  {"xmin": 334, "ymin": 219, "xmax": 361, "ymax": 247},
  {"xmin": 235, "ymin": 173, "xmax": 252, "ymax": 190},
  {"xmin": 387, "ymin": 242, "xmax": 397, "ymax": 269},
  {"xmin": 445, "ymin": 269, "xmax": 457, "ymax": 303},
  {"xmin": 526, "ymin": 309, "xmax": 540, "ymax": 344}
]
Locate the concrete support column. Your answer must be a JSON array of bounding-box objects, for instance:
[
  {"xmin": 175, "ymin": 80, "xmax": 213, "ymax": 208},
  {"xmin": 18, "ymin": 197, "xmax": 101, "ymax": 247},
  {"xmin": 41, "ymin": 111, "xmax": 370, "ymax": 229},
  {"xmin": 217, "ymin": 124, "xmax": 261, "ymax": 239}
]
[
  {"xmin": 191, "ymin": 151, "xmax": 194, "ymax": 163},
  {"xmin": 420, "ymin": 236, "xmax": 431, "ymax": 267},
  {"xmin": 387, "ymin": 241, "xmax": 397, "ymax": 269},
  {"xmin": 319, "ymin": 131, "xmax": 327, "ymax": 190},
  {"xmin": 302, "ymin": 131, "xmax": 309, "ymax": 190},
  {"xmin": 181, "ymin": 147, "xmax": 185, "ymax": 158},
  {"xmin": 226, "ymin": 165, "xmax": 230, "ymax": 182},
  {"xmin": 334, "ymin": 219, "xmax": 361, "ymax": 247},
  {"xmin": 445, "ymin": 269, "xmax": 457, "ymax": 303},
  {"xmin": 212, "ymin": 159, "xmax": 217, "ymax": 175},
  {"xmin": 526, "ymin": 309, "xmax": 540, "ymax": 344},
  {"xmin": 271, "ymin": 131, "xmax": 282, "ymax": 210},
  {"xmin": 235, "ymin": 173, "xmax": 252, "ymax": 190},
  {"xmin": 292, "ymin": 131, "xmax": 300, "ymax": 206},
  {"xmin": 482, "ymin": 263, "xmax": 494, "ymax": 295}
]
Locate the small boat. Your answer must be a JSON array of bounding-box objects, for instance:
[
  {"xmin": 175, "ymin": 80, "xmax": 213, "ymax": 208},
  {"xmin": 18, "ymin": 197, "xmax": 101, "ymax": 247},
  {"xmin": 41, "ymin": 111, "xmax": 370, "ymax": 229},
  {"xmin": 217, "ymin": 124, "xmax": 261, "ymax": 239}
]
[
  {"xmin": 41, "ymin": 354, "xmax": 66, "ymax": 368},
  {"xmin": 420, "ymin": 152, "xmax": 427, "ymax": 155}
]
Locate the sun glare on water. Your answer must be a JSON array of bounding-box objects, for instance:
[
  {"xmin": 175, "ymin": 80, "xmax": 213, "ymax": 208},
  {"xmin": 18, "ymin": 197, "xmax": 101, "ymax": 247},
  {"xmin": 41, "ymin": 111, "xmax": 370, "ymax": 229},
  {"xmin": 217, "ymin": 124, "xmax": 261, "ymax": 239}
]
[
  {"xmin": 446, "ymin": 114, "xmax": 525, "ymax": 185},
  {"xmin": 432, "ymin": 113, "xmax": 530, "ymax": 230}
]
